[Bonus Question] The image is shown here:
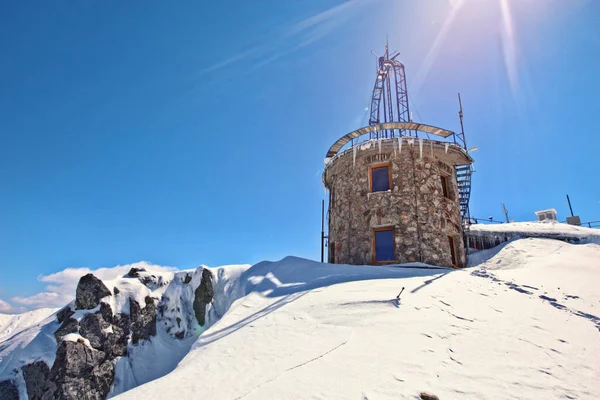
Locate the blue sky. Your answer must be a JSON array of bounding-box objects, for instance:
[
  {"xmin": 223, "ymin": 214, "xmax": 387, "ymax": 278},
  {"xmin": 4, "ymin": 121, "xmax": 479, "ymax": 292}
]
[{"xmin": 1, "ymin": 0, "xmax": 599, "ymax": 310}]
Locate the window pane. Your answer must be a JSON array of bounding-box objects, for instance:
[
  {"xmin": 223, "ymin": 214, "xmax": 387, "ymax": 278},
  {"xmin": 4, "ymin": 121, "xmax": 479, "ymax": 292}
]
[
  {"xmin": 372, "ymin": 166, "xmax": 390, "ymax": 192},
  {"xmin": 375, "ymin": 229, "xmax": 394, "ymax": 261}
]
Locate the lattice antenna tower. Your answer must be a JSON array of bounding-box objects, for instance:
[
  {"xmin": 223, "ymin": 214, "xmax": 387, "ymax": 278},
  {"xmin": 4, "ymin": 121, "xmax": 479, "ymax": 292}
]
[{"xmin": 368, "ymin": 39, "xmax": 411, "ymax": 139}]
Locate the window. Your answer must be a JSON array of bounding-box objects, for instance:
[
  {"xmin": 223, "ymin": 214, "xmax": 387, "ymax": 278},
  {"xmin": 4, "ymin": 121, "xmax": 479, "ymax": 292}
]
[
  {"xmin": 440, "ymin": 174, "xmax": 450, "ymax": 199},
  {"xmin": 370, "ymin": 164, "xmax": 391, "ymax": 192},
  {"xmin": 448, "ymin": 235, "xmax": 457, "ymax": 267},
  {"xmin": 373, "ymin": 227, "xmax": 395, "ymax": 262}
]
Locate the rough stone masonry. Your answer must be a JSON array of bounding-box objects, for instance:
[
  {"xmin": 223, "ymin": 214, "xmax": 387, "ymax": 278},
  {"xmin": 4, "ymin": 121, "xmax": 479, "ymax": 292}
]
[{"xmin": 323, "ymin": 138, "xmax": 472, "ymax": 267}]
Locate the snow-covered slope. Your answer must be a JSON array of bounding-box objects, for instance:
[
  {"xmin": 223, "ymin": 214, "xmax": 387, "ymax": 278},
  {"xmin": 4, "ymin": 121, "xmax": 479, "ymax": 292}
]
[
  {"xmin": 0, "ymin": 309, "xmax": 58, "ymax": 342},
  {"xmin": 2, "ymin": 237, "xmax": 599, "ymax": 399},
  {"xmin": 116, "ymin": 239, "xmax": 600, "ymax": 400}
]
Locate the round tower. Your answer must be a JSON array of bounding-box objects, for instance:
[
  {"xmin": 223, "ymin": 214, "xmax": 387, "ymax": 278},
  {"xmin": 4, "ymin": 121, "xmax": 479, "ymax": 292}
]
[{"xmin": 322, "ymin": 46, "xmax": 474, "ymax": 268}]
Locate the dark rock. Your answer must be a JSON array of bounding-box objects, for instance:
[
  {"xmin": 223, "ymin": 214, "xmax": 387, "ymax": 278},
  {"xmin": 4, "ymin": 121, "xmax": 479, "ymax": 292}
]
[
  {"xmin": 0, "ymin": 379, "xmax": 19, "ymax": 400},
  {"xmin": 127, "ymin": 267, "xmax": 146, "ymax": 277},
  {"xmin": 99, "ymin": 302, "xmax": 113, "ymax": 323},
  {"xmin": 138, "ymin": 274, "xmax": 167, "ymax": 289},
  {"xmin": 78, "ymin": 305, "xmax": 130, "ymax": 358},
  {"xmin": 139, "ymin": 275, "xmax": 154, "ymax": 287},
  {"xmin": 174, "ymin": 331, "xmax": 185, "ymax": 339},
  {"xmin": 130, "ymin": 296, "xmax": 156, "ymax": 344},
  {"xmin": 113, "ymin": 287, "xmax": 120, "ymax": 295},
  {"xmin": 75, "ymin": 274, "xmax": 111, "ymax": 310},
  {"xmin": 193, "ymin": 268, "xmax": 214, "ymax": 326},
  {"xmin": 79, "ymin": 312, "xmax": 110, "ymax": 350},
  {"xmin": 104, "ymin": 313, "xmax": 130, "ymax": 357},
  {"xmin": 420, "ymin": 392, "xmax": 440, "ymax": 400},
  {"xmin": 56, "ymin": 306, "xmax": 75, "ymax": 324},
  {"xmin": 47, "ymin": 340, "xmax": 114, "ymax": 400},
  {"xmin": 183, "ymin": 274, "xmax": 192, "ymax": 284},
  {"xmin": 22, "ymin": 360, "xmax": 51, "ymax": 400},
  {"xmin": 54, "ymin": 318, "xmax": 78, "ymax": 342},
  {"xmin": 176, "ymin": 317, "xmax": 182, "ymax": 328}
]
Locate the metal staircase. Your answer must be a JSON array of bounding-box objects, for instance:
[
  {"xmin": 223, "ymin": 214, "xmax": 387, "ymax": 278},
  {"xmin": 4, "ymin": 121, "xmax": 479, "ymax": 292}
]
[
  {"xmin": 455, "ymin": 165, "xmax": 472, "ymax": 221},
  {"xmin": 454, "ymin": 93, "xmax": 472, "ymax": 223}
]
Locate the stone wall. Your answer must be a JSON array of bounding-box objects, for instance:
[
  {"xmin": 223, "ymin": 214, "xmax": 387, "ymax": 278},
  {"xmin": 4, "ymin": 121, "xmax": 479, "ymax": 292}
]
[{"xmin": 323, "ymin": 138, "xmax": 470, "ymax": 268}]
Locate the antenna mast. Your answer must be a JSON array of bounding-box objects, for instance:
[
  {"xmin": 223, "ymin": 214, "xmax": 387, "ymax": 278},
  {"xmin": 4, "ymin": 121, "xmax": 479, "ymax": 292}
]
[{"xmin": 368, "ymin": 41, "xmax": 410, "ymax": 139}]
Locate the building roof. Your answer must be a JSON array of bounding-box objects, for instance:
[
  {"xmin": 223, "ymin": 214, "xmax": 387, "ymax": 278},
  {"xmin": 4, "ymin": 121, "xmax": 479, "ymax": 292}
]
[{"xmin": 325, "ymin": 122, "xmax": 455, "ymax": 158}]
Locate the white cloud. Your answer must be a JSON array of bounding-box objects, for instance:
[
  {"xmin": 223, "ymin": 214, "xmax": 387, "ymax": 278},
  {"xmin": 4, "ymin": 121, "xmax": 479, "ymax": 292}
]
[
  {"xmin": 8, "ymin": 262, "xmax": 178, "ymax": 311},
  {"xmin": 0, "ymin": 299, "xmax": 14, "ymax": 313}
]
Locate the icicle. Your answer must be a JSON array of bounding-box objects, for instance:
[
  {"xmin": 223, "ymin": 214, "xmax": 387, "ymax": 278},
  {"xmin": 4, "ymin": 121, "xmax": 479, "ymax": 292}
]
[
  {"xmin": 419, "ymin": 138, "xmax": 423, "ymax": 159},
  {"xmin": 445, "ymin": 143, "xmax": 449, "ymax": 154},
  {"xmin": 398, "ymin": 137, "xmax": 403, "ymax": 154},
  {"xmin": 393, "ymin": 138, "xmax": 397, "ymax": 158},
  {"xmin": 378, "ymin": 139, "xmax": 382, "ymax": 154},
  {"xmin": 430, "ymin": 141, "xmax": 434, "ymax": 157},
  {"xmin": 407, "ymin": 138, "xmax": 414, "ymax": 146},
  {"xmin": 353, "ymin": 145, "xmax": 357, "ymax": 167}
]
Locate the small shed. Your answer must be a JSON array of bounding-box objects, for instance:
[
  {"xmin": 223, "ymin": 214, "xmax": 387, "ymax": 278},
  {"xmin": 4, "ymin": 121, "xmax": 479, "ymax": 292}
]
[{"xmin": 534, "ymin": 209, "xmax": 557, "ymax": 222}]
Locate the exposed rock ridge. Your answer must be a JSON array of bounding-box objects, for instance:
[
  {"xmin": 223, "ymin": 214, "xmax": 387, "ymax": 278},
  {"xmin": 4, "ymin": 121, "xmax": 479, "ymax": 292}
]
[
  {"xmin": 193, "ymin": 268, "xmax": 214, "ymax": 326},
  {"xmin": 20, "ymin": 272, "xmax": 157, "ymax": 400}
]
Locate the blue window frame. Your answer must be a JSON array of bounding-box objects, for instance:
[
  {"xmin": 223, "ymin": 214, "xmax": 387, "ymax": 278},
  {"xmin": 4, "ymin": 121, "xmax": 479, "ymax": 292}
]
[
  {"xmin": 374, "ymin": 228, "xmax": 395, "ymax": 262},
  {"xmin": 370, "ymin": 165, "xmax": 390, "ymax": 192}
]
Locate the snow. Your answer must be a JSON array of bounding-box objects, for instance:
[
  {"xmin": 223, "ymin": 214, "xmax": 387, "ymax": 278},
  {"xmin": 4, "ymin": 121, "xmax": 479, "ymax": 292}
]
[
  {"xmin": 0, "ymin": 311, "xmax": 60, "ymax": 377},
  {"xmin": 109, "ymin": 264, "xmax": 251, "ymax": 397},
  {"xmin": 469, "ymin": 220, "xmax": 600, "ymax": 244},
  {"xmin": 0, "ymin": 308, "xmax": 58, "ymax": 342},
  {"xmin": 62, "ymin": 333, "xmax": 93, "ymax": 349},
  {"xmin": 2, "ymin": 235, "xmax": 599, "ymax": 399},
  {"xmin": 117, "ymin": 241, "xmax": 600, "ymax": 400}
]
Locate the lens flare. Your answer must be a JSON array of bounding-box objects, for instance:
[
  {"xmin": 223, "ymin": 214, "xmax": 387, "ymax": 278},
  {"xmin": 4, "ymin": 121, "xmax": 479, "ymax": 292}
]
[
  {"xmin": 499, "ymin": 0, "xmax": 521, "ymax": 103},
  {"xmin": 412, "ymin": 0, "xmax": 465, "ymax": 96}
]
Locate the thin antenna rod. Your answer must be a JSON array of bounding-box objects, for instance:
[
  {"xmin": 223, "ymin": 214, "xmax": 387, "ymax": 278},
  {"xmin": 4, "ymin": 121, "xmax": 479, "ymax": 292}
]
[
  {"xmin": 385, "ymin": 33, "xmax": 389, "ymax": 58},
  {"xmin": 458, "ymin": 93, "xmax": 467, "ymax": 149}
]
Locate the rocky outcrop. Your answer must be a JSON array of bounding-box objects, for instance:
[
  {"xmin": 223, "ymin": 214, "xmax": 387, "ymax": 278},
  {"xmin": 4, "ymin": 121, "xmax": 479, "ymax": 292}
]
[
  {"xmin": 14, "ymin": 272, "xmax": 188, "ymax": 399},
  {"xmin": 78, "ymin": 303, "xmax": 130, "ymax": 358},
  {"xmin": 79, "ymin": 312, "xmax": 110, "ymax": 351},
  {"xmin": 23, "ymin": 274, "xmax": 142, "ymax": 399},
  {"xmin": 126, "ymin": 267, "xmax": 146, "ymax": 277},
  {"xmin": 130, "ymin": 296, "xmax": 156, "ymax": 344},
  {"xmin": 127, "ymin": 267, "xmax": 168, "ymax": 289},
  {"xmin": 0, "ymin": 379, "xmax": 19, "ymax": 400},
  {"xmin": 22, "ymin": 361, "xmax": 51, "ymax": 399},
  {"xmin": 56, "ymin": 306, "xmax": 74, "ymax": 324},
  {"xmin": 75, "ymin": 274, "xmax": 111, "ymax": 310},
  {"xmin": 193, "ymin": 268, "xmax": 214, "ymax": 326},
  {"xmin": 105, "ymin": 313, "xmax": 130, "ymax": 357},
  {"xmin": 46, "ymin": 340, "xmax": 114, "ymax": 400},
  {"xmin": 54, "ymin": 317, "xmax": 78, "ymax": 342}
]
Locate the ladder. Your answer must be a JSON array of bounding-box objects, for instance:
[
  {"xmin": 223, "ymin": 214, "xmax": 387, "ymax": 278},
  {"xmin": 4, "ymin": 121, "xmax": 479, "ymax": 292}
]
[
  {"xmin": 455, "ymin": 165, "xmax": 472, "ymax": 221},
  {"xmin": 454, "ymin": 93, "xmax": 472, "ymax": 222}
]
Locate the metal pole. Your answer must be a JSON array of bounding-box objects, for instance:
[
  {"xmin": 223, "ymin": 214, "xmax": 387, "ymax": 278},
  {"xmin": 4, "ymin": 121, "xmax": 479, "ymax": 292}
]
[
  {"xmin": 566, "ymin": 194, "xmax": 574, "ymax": 217},
  {"xmin": 501, "ymin": 203, "xmax": 509, "ymax": 223},
  {"xmin": 458, "ymin": 93, "xmax": 467, "ymax": 149},
  {"xmin": 321, "ymin": 199, "xmax": 325, "ymax": 263}
]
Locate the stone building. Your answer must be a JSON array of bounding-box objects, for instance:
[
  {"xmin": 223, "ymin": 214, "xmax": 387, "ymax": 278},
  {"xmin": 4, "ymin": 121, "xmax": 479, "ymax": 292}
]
[
  {"xmin": 322, "ymin": 47, "xmax": 474, "ymax": 268},
  {"xmin": 323, "ymin": 122, "xmax": 473, "ymax": 268}
]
